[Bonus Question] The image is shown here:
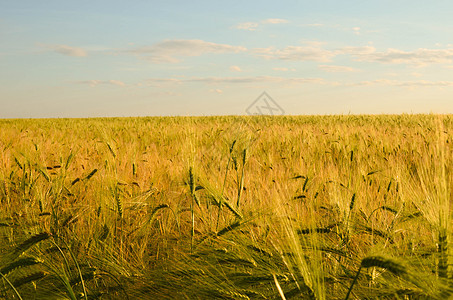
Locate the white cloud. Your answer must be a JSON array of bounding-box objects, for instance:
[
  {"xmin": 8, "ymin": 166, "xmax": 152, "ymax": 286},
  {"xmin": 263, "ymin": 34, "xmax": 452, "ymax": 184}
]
[
  {"xmin": 254, "ymin": 45, "xmax": 335, "ymax": 62},
  {"xmin": 43, "ymin": 44, "xmax": 87, "ymax": 57},
  {"xmin": 229, "ymin": 65, "xmax": 242, "ymax": 72},
  {"xmin": 125, "ymin": 39, "xmax": 247, "ymax": 63},
  {"xmin": 235, "ymin": 22, "xmax": 259, "ymax": 31},
  {"xmin": 352, "ymin": 79, "xmax": 453, "ymax": 87},
  {"xmin": 343, "ymin": 47, "xmax": 453, "ymax": 66},
  {"xmin": 76, "ymin": 80, "xmax": 126, "ymax": 87},
  {"xmin": 143, "ymin": 78, "xmax": 183, "ymax": 87},
  {"xmin": 235, "ymin": 18, "xmax": 289, "ymax": 31},
  {"xmin": 125, "ymin": 40, "xmax": 453, "ymax": 67},
  {"xmin": 338, "ymin": 46, "xmax": 376, "ymax": 55},
  {"xmin": 352, "ymin": 27, "xmax": 361, "ymax": 35},
  {"xmin": 318, "ymin": 65, "xmax": 359, "ymax": 72},
  {"xmin": 83, "ymin": 76, "xmax": 453, "ymax": 91},
  {"xmin": 272, "ymin": 67, "xmax": 296, "ymax": 71},
  {"xmin": 84, "ymin": 80, "xmax": 102, "ymax": 87},
  {"xmin": 303, "ymin": 41, "xmax": 327, "ymax": 47},
  {"xmin": 145, "ymin": 76, "xmax": 330, "ymax": 85},
  {"xmin": 78, "ymin": 75, "xmax": 453, "ymax": 92},
  {"xmin": 262, "ymin": 18, "xmax": 289, "ymax": 24},
  {"xmin": 396, "ymin": 80, "xmax": 453, "ymax": 87},
  {"xmin": 108, "ymin": 80, "xmax": 125, "ymax": 86}
]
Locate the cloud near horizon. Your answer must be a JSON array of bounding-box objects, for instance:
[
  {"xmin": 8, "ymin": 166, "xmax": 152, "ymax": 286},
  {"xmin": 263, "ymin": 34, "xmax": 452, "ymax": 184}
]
[
  {"xmin": 235, "ymin": 22, "xmax": 259, "ymax": 31},
  {"xmin": 53, "ymin": 38, "xmax": 453, "ymax": 68},
  {"xmin": 319, "ymin": 65, "xmax": 359, "ymax": 72},
  {"xmin": 142, "ymin": 76, "xmax": 453, "ymax": 89},
  {"xmin": 338, "ymin": 46, "xmax": 453, "ymax": 66},
  {"xmin": 124, "ymin": 39, "xmax": 247, "ymax": 63},
  {"xmin": 262, "ymin": 18, "xmax": 289, "ymax": 24},
  {"xmin": 42, "ymin": 44, "xmax": 87, "ymax": 57},
  {"xmin": 144, "ymin": 76, "xmax": 329, "ymax": 86},
  {"xmin": 229, "ymin": 65, "xmax": 242, "ymax": 72},
  {"xmin": 75, "ymin": 76, "xmax": 453, "ymax": 90},
  {"xmin": 351, "ymin": 48, "xmax": 453, "ymax": 66},
  {"xmin": 273, "ymin": 67, "xmax": 296, "ymax": 71},
  {"xmin": 352, "ymin": 79, "xmax": 453, "ymax": 87},
  {"xmin": 76, "ymin": 80, "xmax": 125, "ymax": 87},
  {"xmin": 251, "ymin": 44, "xmax": 453, "ymax": 66},
  {"xmin": 235, "ymin": 18, "xmax": 289, "ymax": 31},
  {"xmin": 254, "ymin": 45, "xmax": 335, "ymax": 62}
]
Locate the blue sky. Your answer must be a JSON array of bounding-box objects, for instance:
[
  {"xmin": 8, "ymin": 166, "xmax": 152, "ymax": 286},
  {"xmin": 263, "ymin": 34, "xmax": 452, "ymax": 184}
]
[{"xmin": 2, "ymin": 0, "xmax": 453, "ymax": 118}]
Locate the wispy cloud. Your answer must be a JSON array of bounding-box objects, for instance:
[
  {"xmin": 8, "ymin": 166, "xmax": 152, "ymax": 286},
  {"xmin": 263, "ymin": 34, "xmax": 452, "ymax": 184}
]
[
  {"xmin": 42, "ymin": 44, "xmax": 87, "ymax": 57},
  {"xmin": 254, "ymin": 45, "xmax": 335, "ymax": 62},
  {"xmin": 272, "ymin": 67, "xmax": 296, "ymax": 71},
  {"xmin": 235, "ymin": 22, "xmax": 259, "ymax": 31},
  {"xmin": 337, "ymin": 46, "xmax": 376, "ymax": 55},
  {"xmin": 343, "ymin": 47, "xmax": 453, "ymax": 66},
  {"xmin": 109, "ymin": 80, "xmax": 126, "ymax": 86},
  {"xmin": 318, "ymin": 65, "xmax": 359, "ymax": 72},
  {"xmin": 352, "ymin": 27, "xmax": 361, "ymax": 35},
  {"xmin": 145, "ymin": 76, "xmax": 330, "ymax": 85},
  {"xmin": 76, "ymin": 80, "xmax": 125, "ymax": 87},
  {"xmin": 79, "ymin": 77, "xmax": 453, "ymax": 90},
  {"xmin": 262, "ymin": 18, "xmax": 289, "ymax": 24},
  {"xmin": 235, "ymin": 18, "xmax": 289, "ymax": 31},
  {"xmin": 293, "ymin": 45, "xmax": 453, "ymax": 66},
  {"xmin": 229, "ymin": 65, "xmax": 242, "ymax": 72},
  {"xmin": 187, "ymin": 76, "xmax": 326, "ymax": 84},
  {"xmin": 305, "ymin": 23, "xmax": 324, "ymax": 27},
  {"xmin": 124, "ymin": 39, "xmax": 247, "ymax": 63},
  {"xmin": 352, "ymin": 79, "xmax": 453, "ymax": 87}
]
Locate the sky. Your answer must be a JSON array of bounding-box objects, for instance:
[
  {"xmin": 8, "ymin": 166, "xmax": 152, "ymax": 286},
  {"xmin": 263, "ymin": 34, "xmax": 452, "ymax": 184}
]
[{"xmin": 2, "ymin": 0, "xmax": 453, "ymax": 118}]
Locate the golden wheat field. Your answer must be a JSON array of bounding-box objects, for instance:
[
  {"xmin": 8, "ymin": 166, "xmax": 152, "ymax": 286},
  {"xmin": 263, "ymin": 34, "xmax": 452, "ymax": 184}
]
[{"xmin": 0, "ymin": 114, "xmax": 452, "ymax": 299}]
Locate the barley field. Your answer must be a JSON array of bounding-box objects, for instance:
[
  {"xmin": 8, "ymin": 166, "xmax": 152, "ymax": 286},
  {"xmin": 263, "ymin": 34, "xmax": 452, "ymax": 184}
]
[{"xmin": 0, "ymin": 114, "xmax": 452, "ymax": 299}]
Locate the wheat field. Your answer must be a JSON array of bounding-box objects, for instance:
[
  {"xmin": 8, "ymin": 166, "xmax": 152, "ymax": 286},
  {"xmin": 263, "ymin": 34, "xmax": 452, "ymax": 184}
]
[{"xmin": 0, "ymin": 114, "xmax": 452, "ymax": 299}]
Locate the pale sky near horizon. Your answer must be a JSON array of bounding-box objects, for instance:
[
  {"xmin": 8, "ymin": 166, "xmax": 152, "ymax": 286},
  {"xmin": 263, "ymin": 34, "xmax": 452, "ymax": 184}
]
[{"xmin": 2, "ymin": 0, "xmax": 453, "ymax": 118}]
